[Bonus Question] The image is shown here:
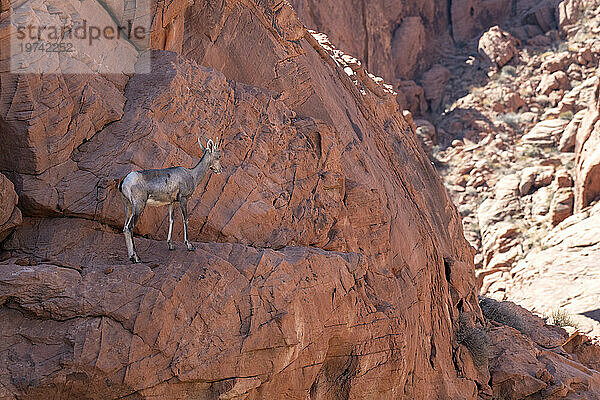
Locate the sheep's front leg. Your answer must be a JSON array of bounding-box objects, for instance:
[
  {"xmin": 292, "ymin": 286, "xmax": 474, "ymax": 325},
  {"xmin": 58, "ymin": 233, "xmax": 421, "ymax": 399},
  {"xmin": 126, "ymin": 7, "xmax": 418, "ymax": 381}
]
[
  {"xmin": 179, "ymin": 197, "xmax": 195, "ymax": 251},
  {"xmin": 167, "ymin": 203, "xmax": 175, "ymax": 251}
]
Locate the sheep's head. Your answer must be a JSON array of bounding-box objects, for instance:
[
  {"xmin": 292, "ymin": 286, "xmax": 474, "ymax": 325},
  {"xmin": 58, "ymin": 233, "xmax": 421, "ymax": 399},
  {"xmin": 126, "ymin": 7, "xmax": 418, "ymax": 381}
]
[{"xmin": 198, "ymin": 137, "xmax": 222, "ymax": 174}]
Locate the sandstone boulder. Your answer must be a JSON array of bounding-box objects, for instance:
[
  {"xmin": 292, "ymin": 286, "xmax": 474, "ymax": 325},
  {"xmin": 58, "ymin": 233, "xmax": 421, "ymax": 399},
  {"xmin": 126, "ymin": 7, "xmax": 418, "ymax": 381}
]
[
  {"xmin": 483, "ymin": 299, "xmax": 600, "ymax": 400},
  {"xmin": 520, "ymin": 168, "xmax": 538, "ymax": 195},
  {"xmin": 505, "ymin": 93, "xmax": 528, "ymax": 112},
  {"xmin": 397, "ymin": 80, "xmax": 428, "ymax": 116},
  {"xmin": 541, "ymin": 52, "xmax": 573, "ymax": 73},
  {"xmin": 557, "ymin": 0, "xmax": 582, "ymax": 33},
  {"xmin": 488, "ymin": 325, "xmax": 598, "ymax": 399},
  {"xmin": 537, "ymin": 71, "xmax": 569, "ymax": 95},
  {"xmin": 414, "ymin": 119, "xmax": 437, "ymax": 153},
  {"xmin": 559, "ymin": 110, "xmax": 585, "ymax": 152},
  {"xmin": 550, "ymin": 188, "xmax": 575, "ymax": 225},
  {"xmin": 478, "ymin": 26, "xmax": 520, "ymax": 68},
  {"xmin": 563, "ymin": 334, "xmax": 600, "ymax": 372},
  {"xmin": 421, "ymin": 64, "xmax": 451, "ymax": 112},
  {"xmin": 522, "ymin": 118, "xmax": 569, "ymax": 147},
  {"xmin": 554, "ymin": 170, "xmax": 574, "ymax": 188}
]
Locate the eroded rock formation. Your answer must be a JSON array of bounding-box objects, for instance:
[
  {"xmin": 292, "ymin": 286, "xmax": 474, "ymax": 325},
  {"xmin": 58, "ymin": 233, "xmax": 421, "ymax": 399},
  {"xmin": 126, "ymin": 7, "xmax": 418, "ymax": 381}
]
[
  {"xmin": 574, "ymin": 75, "xmax": 600, "ymax": 212},
  {"xmin": 2, "ymin": 0, "xmax": 600, "ymax": 398},
  {"xmin": 0, "ymin": 1, "xmax": 483, "ymax": 398},
  {"xmin": 0, "ymin": 173, "xmax": 22, "ymax": 242}
]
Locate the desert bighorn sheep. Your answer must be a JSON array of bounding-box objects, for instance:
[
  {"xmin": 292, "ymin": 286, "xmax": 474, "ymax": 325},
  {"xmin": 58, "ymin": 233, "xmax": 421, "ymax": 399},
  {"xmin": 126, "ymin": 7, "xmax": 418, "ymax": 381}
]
[{"xmin": 119, "ymin": 137, "xmax": 222, "ymax": 263}]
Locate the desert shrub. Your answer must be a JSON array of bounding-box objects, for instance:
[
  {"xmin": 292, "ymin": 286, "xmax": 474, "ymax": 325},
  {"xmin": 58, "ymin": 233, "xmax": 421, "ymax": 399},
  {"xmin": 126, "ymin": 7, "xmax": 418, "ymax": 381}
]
[
  {"xmin": 565, "ymin": 160, "xmax": 576, "ymax": 170},
  {"xmin": 476, "ymin": 194, "xmax": 489, "ymax": 206},
  {"xmin": 501, "ymin": 65, "xmax": 517, "ymax": 77},
  {"xmin": 497, "ymin": 112, "xmax": 523, "ymax": 129},
  {"xmin": 534, "ymin": 94, "xmax": 551, "ymax": 107},
  {"xmin": 459, "ymin": 206, "xmax": 473, "ymax": 217},
  {"xmin": 465, "ymin": 187, "xmax": 478, "ymax": 196},
  {"xmin": 519, "ymin": 145, "xmax": 543, "ymax": 159},
  {"xmin": 456, "ymin": 313, "xmax": 491, "ymax": 367},
  {"xmin": 559, "ymin": 111, "xmax": 574, "ymax": 121},
  {"xmin": 480, "ymin": 297, "xmax": 526, "ymax": 332},
  {"xmin": 548, "ymin": 309, "xmax": 579, "ymax": 329},
  {"xmin": 464, "ymin": 222, "xmax": 481, "ymax": 239}
]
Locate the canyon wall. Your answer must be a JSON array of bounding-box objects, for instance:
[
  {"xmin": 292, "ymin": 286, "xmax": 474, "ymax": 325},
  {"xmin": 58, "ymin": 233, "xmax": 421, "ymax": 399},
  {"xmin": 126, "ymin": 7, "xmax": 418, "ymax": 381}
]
[
  {"xmin": 288, "ymin": 0, "xmax": 564, "ymax": 115},
  {"xmin": 2, "ymin": 0, "xmax": 599, "ymax": 399},
  {"xmin": 0, "ymin": 0, "xmax": 482, "ymax": 398}
]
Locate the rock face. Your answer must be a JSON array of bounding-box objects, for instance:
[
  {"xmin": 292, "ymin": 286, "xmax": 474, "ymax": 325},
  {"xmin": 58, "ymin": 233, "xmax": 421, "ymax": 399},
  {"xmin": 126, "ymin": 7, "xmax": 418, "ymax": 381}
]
[
  {"xmin": 452, "ymin": 0, "xmax": 512, "ymax": 43},
  {"xmin": 0, "ymin": 218, "xmax": 417, "ymax": 399},
  {"xmin": 288, "ymin": 0, "xmax": 452, "ymax": 83},
  {"xmin": 0, "ymin": 173, "xmax": 22, "ymax": 242},
  {"xmin": 0, "ymin": 1, "xmax": 483, "ymax": 399},
  {"xmin": 289, "ymin": 0, "xmax": 565, "ymax": 78},
  {"xmin": 3, "ymin": 0, "xmax": 599, "ymax": 398},
  {"xmin": 574, "ymin": 74, "xmax": 600, "ymax": 212}
]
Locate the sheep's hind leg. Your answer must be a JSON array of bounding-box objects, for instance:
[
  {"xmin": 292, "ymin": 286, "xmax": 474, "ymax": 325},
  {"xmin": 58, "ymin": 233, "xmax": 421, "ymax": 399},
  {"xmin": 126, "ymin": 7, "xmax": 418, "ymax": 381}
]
[
  {"xmin": 122, "ymin": 199, "xmax": 138, "ymax": 262},
  {"xmin": 179, "ymin": 197, "xmax": 195, "ymax": 251},
  {"xmin": 167, "ymin": 203, "xmax": 175, "ymax": 251},
  {"xmin": 127, "ymin": 202, "xmax": 145, "ymax": 263}
]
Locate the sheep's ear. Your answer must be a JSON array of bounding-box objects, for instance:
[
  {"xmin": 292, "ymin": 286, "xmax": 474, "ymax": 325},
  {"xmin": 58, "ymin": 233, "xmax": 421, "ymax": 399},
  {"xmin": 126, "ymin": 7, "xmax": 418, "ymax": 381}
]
[
  {"xmin": 207, "ymin": 139, "xmax": 214, "ymax": 151},
  {"xmin": 215, "ymin": 137, "xmax": 220, "ymax": 149},
  {"xmin": 197, "ymin": 137, "xmax": 206, "ymax": 151}
]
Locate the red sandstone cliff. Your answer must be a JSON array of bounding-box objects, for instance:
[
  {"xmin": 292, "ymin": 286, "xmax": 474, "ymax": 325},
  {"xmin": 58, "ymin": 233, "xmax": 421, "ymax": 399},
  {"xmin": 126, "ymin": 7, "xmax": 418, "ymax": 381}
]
[
  {"xmin": 1, "ymin": 0, "xmax": 600, "ymax": 399},
  {"xmin": 0, "ymin": 1, "xmax": 481, "ymax": 398}
]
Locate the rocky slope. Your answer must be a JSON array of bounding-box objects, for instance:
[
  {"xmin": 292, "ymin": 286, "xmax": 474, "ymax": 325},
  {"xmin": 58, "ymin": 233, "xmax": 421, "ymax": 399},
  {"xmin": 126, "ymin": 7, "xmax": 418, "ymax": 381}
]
[
  {"xmin": 288, "ymin": 0, "xmax": 567, "ymax": 117},
  {"xmin": 428, "ymin": 0, "xmax": 600, "ymax": 337},
  {"xmin": 1, "ymin": 0, "xmax": 600, "ymax": 399}
]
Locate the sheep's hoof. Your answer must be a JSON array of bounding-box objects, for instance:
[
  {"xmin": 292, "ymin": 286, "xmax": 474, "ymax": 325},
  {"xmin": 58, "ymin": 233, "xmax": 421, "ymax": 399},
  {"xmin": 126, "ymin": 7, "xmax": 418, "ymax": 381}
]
[
  {"xmin": 186, "ymin": 242, "xmax": 196, "ymax": 251},
  {"xmin": 130, "ymin": 254, "xmax": 141, "ymax": 263},
  {"xmin": 168, "ymin": 242, "xmax": 175, "ymax": 251}
]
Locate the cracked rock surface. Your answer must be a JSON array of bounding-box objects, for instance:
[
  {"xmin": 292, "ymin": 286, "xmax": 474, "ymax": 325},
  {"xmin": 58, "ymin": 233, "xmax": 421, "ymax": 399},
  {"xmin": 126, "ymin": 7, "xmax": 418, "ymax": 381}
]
[{"xmin": 0, "ymin": 0, "xmax": 479, "ymax": 398}]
